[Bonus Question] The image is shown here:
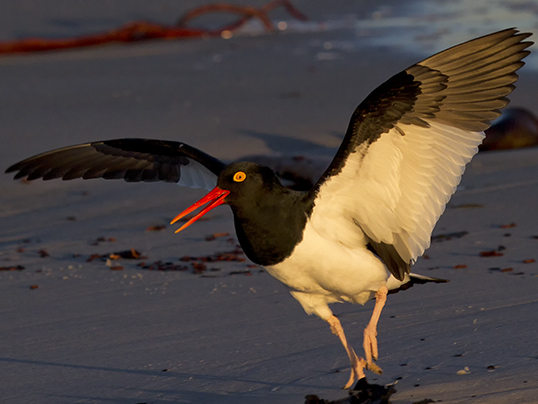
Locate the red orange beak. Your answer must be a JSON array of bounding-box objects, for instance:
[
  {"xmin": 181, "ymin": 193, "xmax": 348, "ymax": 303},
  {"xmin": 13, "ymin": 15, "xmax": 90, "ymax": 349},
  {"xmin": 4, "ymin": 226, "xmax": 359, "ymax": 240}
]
[{"xmin": 170, "ymin": 187, "xmax": 230, "ymax": 233}]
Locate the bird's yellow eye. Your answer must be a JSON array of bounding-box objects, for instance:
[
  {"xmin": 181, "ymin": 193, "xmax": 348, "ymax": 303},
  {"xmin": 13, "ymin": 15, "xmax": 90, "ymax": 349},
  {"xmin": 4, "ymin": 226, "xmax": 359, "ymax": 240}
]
[{"xmin": 233, "ymin": 171, "xmax": 246, "ymax": 182}]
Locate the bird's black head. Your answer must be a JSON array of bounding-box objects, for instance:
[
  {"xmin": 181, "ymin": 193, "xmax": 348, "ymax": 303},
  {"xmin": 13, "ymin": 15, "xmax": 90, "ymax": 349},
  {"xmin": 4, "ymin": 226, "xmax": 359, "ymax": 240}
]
[
  {"xmin": 171, "ymin": 161, "xmax": 308, "ymax": 266},
  {"xmin": 216, "ymin": 161, "xmax": 282, "ymax": 209},
  {"xmin": 217, "ymin": 161, "xmax": 310, "ymax": 266},
  {"xmin": 170, "ymin": 161, "xmax": 283, "ymax": 233}
]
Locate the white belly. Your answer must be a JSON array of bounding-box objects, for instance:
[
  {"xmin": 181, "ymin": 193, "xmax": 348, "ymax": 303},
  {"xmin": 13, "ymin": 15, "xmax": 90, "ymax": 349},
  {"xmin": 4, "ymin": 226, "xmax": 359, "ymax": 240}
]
[{"xmin": 265, "ymin": 221, "xmax": 405, "ymax": 319}]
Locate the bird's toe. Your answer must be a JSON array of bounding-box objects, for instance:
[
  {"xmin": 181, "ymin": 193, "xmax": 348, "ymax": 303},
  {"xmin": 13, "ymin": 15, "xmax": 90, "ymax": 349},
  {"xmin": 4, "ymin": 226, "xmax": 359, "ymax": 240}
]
[
  {"xmin": 342, "ymin": 355, "xmax": 367, "ymax": 390},
  {"xmin": 342, "ymin": 370, "xmax": 357, "ymax": 390},
  {"xmin": 363, "ymin": 327, "xmax": 379, "ymax": 363},
  {"xmin": 366, "ymin": 361, "xmax": 383, "ymax": 375}
]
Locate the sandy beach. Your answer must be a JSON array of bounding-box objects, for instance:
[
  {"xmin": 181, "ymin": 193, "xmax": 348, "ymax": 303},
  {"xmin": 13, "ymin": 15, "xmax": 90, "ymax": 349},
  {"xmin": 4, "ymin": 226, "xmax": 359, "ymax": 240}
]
[{"xmin": 1, "ymin": 1, "xmax": 537, "ymax": 403}]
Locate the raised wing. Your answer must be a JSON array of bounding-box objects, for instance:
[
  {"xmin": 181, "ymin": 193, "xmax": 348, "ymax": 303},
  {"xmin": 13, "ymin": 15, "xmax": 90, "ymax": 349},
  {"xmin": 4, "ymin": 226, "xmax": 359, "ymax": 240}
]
[
  {"xmin": 5, "ymin": 138, "xmax": 226, "ymax": 190},
  {"xmin": 310, "ymin": 29, "xmax": 533, "ymax": 281}
]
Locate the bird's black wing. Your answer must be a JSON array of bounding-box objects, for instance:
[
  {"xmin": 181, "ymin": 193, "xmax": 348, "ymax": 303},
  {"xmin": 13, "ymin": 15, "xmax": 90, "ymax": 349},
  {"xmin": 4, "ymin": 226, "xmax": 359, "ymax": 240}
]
[
  {"xmin": 308, "ymin": 29, "xmax": 532, "ymax": 281},
  {"xmin": 5, "ymin": 138, "xmax": 226, "ymax": 190}
]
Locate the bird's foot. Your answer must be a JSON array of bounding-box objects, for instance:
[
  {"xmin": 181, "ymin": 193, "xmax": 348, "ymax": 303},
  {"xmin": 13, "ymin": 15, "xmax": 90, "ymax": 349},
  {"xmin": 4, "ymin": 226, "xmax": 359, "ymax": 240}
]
[
  {"xmin": 366, "ymin": 361, "xmax": 383, "ymax": 375},
  {"xmin": 343, "ymin": 354, "xmax": 367, "ymax": 390},
  {"xmin": 326, "ymin": 315, "xmax": 381, "ymax": 388},
  {"xmin": 363, "ymin": 324, "xmax": 378, "ymax": 361},
  {"xmin": 363, "ymin": 325, "xmax": 383, "ymax": 375}
]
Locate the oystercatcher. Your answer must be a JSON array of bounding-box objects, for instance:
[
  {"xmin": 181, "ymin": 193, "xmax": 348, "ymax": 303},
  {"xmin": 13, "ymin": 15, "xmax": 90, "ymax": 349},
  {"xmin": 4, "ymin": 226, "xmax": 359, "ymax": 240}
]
[{"xmin": 6, "ymin": 29, "xmax": 532, "ymax": 388}]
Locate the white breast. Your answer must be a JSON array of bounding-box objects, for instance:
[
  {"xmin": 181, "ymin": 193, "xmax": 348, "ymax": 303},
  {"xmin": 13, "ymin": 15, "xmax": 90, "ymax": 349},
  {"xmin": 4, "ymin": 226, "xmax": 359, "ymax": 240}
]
[{"xmin": 265, "ymin": 220, "xmax": 406, "ymax": 319}]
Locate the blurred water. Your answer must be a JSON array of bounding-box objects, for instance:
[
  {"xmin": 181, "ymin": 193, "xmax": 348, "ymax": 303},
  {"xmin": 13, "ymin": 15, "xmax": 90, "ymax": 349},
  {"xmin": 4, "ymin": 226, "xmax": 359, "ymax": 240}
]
[
  {"xmin": 243, "ymin": 0, "xmax": 538, "ymax": 70},
  {"xmin": 347, "ymin": 1, "xmax": 537, "ymax": 48},
  {"xmin": 1, "ymin": 0, "xmax": 536, "ymax": 70}
]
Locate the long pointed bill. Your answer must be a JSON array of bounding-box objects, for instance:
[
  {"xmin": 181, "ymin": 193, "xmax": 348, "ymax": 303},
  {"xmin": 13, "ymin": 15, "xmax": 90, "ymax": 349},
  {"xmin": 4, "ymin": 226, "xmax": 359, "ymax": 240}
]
[{"xmin": 170, "ymin": 187, "xmax": 230, "ymax": 233}]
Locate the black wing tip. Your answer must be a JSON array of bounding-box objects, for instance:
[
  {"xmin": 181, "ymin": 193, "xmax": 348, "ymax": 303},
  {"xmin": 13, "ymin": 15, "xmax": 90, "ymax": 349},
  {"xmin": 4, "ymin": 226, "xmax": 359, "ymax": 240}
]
[
  {"xmin": 489, "ymin": 28, "xmax": 534, "ymax": 50},
  {"xmin": 508, "ymin": 26, "xmax": 533, "ymax": 37},
  {"xmin": 512, "ymin": 30, "xmax": 534, "ymax": 49},
  {"xmin": 486, "ymin": 27, "xmax": 533, "ymax": 40},
  {"xmin": 5, "ymin": 165, "xmax": 17, "ymax": 174},
  {"xmin": 5, "ymin": 159, "xmax": 30, "ymax": 174},
  {"xmin": 5, "ymin": 163, "xmax": 31, "ymax": 180}
]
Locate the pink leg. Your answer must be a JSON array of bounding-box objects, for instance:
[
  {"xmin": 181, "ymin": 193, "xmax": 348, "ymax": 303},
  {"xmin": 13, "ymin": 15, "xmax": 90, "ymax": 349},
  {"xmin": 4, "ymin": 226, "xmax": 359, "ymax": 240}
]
[
  {"xmin": 362, "ymin": 284, "xmax": 388, "ymax": 375},
  {"xmin": 327, "ymin": 315, "xmax": 366, "ymax": 389}
]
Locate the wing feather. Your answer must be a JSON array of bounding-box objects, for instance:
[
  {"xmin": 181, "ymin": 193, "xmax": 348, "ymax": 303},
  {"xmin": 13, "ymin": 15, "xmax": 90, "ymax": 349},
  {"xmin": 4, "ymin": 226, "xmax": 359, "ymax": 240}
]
[
  {"xmin": 310, "ymin": 29, "xmax": 532, "ymax": 280},
  {"xmin": 5, "ymin": 138, "xmax": 226, "ymax": 190}
]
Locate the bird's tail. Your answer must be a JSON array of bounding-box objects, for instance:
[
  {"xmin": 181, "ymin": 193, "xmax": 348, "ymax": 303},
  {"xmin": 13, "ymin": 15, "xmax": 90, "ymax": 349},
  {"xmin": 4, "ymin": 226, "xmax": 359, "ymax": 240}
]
[{"xmin": 388, "ymin": 273, "xmax": 448, "ymax": 295}]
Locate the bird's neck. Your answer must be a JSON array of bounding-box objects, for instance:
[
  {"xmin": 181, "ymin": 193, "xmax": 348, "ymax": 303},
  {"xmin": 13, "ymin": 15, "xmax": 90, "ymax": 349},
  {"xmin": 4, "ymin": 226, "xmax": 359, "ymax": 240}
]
[{"xmin": 231, "ymin": 189, "xmax": 312, "ymax": 266}]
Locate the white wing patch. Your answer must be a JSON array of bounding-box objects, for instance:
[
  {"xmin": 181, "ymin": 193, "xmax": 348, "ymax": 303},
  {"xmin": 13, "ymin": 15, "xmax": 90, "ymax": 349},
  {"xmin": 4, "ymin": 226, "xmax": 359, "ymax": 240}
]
[
  {"xmin": 177, "ymin": 158, "xmax": 218, "ymax": 190},
  {"xmin": 312, "ymin": 120, "xmax": 484, "ymax": 264}
]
